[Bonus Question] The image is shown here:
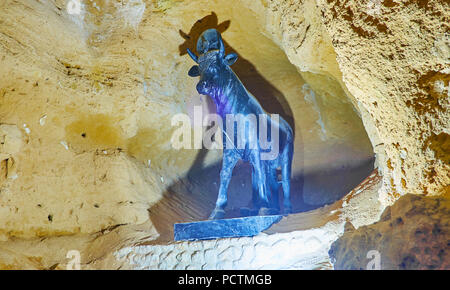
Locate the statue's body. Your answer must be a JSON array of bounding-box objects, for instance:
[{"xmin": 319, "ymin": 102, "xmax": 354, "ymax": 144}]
[{"xmin": 187, "ymin": 29, "xmax": 294, "ymax": 219}]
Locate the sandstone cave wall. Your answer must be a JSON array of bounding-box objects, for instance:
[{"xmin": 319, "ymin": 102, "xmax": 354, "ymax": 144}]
[
  {"xmin": 0, "ymin": 0, "xmax": 447, "ymax": 244},
  {"xmin": 0, "ymin": 0, "xmax": 377, "ymax": 240}
]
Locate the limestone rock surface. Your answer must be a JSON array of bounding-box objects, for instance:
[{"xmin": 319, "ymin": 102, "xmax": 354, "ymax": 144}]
[
  {"xmin": 329, "ymin": 193, "xmax": 450, "ymax": 270},
  {"xmin": 0, "ymin": 0, "xmax": 447, "ymax": 269}
]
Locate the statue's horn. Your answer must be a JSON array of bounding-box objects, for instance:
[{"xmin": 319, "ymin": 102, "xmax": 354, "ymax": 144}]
[
  {"xmin": 187, "ymin": 48, "xmax": 198, "ymax": 63},
  {"xmin": 218, "ymin": 34, "xmax": 225, "ymax": 56}
]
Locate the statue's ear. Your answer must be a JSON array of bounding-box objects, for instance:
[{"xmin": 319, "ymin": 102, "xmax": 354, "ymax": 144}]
[
  {"xmin": 224, "ymin": 53, "xmax": 238, "ymax": 66},
  {"xmin": 188, "ymin": 65, "xmax": 200, "ymax": 77}
]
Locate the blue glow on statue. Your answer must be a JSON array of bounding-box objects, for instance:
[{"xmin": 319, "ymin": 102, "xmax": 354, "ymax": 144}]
[{"xmin": 187, "ymin": 29, "xmax": 294, "ymax": 219}]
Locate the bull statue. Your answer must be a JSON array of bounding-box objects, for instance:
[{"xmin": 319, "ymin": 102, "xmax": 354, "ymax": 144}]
[{"xmin": 186, "ymin": 29, "xmax": 294, "ymax": 219}]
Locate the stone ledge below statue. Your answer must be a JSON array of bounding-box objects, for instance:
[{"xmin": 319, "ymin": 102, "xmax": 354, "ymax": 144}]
[{"xmin": 174, "ymin": 215, "xmax": 283, "ymax": 241}]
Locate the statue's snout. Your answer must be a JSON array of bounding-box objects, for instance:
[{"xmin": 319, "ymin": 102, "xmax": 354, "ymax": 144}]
[{"xmin": 196, "ymin": 80, "xmax": 209, "ymax": 95}]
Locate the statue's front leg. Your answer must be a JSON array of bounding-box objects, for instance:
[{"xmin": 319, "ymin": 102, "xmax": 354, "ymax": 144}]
[{"xmin": 209, "ymin": 150, "xmax": 239, "ymax": 220}]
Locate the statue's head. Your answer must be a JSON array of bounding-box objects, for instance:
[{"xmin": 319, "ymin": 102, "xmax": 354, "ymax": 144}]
[{"xmin": 186, "ymin": 29, "xmax": 238, "ymax": 96}]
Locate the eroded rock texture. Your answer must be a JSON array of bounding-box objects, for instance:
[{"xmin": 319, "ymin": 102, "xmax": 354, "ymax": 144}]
[
  {"xmin": 329, "ymin": 193, "xmax": 450, "ymax": 270},
  {"xmin": 267, "ymin": 0, "xmax": 449, "ymax": 205},
  {"xmin": 316, "ymin": 0, "xmax": 449, "ymax": 203}
]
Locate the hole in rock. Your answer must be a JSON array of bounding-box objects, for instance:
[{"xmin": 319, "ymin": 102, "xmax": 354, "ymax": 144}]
[{"xmin": 146, "ymin": 9, "xmax": 375, "ymax": 243}]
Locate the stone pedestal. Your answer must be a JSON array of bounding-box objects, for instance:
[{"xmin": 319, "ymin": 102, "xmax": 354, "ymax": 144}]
[{"xmin": 174, "ymin": 215, "xmax": 283, "ymax": 241}]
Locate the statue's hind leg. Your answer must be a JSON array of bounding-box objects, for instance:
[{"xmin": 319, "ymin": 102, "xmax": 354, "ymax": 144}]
[
  {"xmin": 258, "ymin": 168, "xmax": 280, "ymax": 216},
  {"xmin": 281, "ymin": 142, "xmax": 293, "ymax": 214},
  {"xmin": 268, "ymin": 168, "xmax": 280, "ymax": 213},
  {"xmin": 240, "ymin": 165, "xmax": 260, "ymax": 217},
  {"xmin": 209, "ymin": 150, "xmax": 239, "ymax": 220},
  {"xmin": 249, "ymin": 151, "xmax": 277, "ymax": 216}
]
